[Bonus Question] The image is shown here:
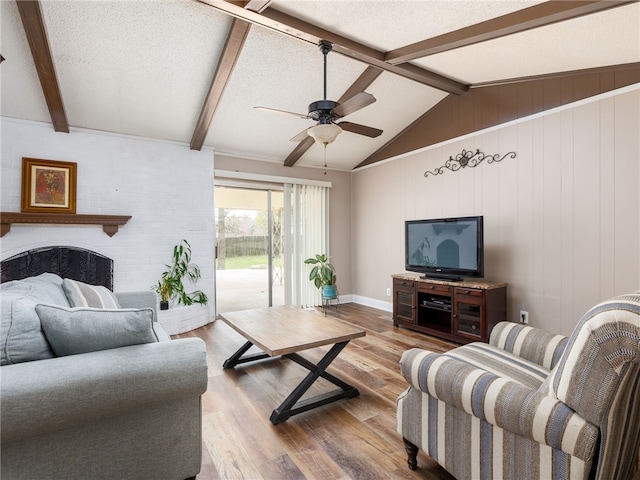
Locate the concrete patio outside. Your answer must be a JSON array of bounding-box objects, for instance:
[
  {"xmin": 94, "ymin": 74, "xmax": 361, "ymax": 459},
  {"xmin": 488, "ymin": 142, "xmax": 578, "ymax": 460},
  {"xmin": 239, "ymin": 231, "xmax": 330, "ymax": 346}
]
[{"xmin": 215, "ymin": 267, "xmax": 285, "ymax": 314}]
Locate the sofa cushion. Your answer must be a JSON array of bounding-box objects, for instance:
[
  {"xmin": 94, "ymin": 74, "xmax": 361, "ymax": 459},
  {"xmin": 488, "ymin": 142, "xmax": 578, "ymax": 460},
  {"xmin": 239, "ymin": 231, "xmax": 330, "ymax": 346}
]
[
  {"xmin": 62, "ymin": 278, "xmax": 121, "ymax": 309},
  {"xmin": 0, "ymin": 273, "xmax": 68, "ymax": 365},
  {"xmin": 35, "ymin": 304, "xmax": 158, "ymax": 357}
]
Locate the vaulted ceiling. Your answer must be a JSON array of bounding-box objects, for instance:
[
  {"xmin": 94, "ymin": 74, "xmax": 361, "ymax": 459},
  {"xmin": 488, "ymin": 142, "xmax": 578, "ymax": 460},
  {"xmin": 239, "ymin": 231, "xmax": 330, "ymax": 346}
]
[{"xmin": 2, "ymin": 0, "xmax": 639, "ymax": 171}]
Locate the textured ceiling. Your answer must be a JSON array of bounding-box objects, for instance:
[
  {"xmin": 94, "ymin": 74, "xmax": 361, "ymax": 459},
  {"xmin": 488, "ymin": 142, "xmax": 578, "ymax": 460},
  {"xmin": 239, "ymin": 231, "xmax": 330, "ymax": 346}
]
[
  {"xmin": 1, "ymin": 0, "xmax": 639, "ymax": 171},
  {"xmin": 271, "ymin": 0, "xmax": 545, "ymax": 51},
  {"xmin": 418, "ymin": 4, "xmax": 640, "ymax": 83}
]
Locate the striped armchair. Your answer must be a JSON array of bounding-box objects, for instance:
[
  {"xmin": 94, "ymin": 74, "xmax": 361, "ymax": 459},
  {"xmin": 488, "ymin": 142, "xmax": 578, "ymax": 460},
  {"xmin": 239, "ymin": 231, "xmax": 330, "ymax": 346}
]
[{"xmin": 397, "ymin": 292, "xmax": 640, "ymax": 480}]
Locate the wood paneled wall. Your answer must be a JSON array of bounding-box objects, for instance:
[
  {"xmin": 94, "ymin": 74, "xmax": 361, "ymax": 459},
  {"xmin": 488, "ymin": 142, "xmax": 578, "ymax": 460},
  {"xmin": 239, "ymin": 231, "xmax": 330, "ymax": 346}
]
[
  {"xmin": 359, "ymin": 63, "xmax": 640, "ymax": 168},
  {"xmin": 352, "ymin": 87, "xmax": 639, "ymax": 336}
]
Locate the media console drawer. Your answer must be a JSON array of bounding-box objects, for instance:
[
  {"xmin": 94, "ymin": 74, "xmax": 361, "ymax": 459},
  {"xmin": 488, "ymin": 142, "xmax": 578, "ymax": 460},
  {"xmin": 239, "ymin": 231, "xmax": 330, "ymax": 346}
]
[
  {"xmin": 418, "ymin": 283, "xmax": 451, "ymax": 295},
  {"xmin": 455, "ymin": 287, "xmax": 482, "ymax": 298},
  {"xmin": 394, "ymin": 278, "xmax": 415, "ymax": 289}
]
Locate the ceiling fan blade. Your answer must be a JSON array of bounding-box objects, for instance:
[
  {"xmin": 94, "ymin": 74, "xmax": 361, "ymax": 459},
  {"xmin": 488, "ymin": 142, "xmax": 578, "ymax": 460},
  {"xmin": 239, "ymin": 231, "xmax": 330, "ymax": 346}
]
[
  {"xmin": 254, "ymin": 106, "xmax": 309, "ymax": 119},
  {"xmin": 290, "ymin": 127, "xmax": 311, "ymax": 142},
  {"xmin": 338, "ymin": 122, "xmax": 383, "ymax": 138},
  {"xmin": 331, "ymin": 92, "xmax": 376, "ymax": 117}
]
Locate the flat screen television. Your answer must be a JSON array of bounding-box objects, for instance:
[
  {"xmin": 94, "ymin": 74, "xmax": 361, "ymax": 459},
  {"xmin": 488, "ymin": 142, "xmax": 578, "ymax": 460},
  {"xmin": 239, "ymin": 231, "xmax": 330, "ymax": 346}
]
[{"xmin": 405, "ymin": 216, "xmax": 484, "ymax": 281}]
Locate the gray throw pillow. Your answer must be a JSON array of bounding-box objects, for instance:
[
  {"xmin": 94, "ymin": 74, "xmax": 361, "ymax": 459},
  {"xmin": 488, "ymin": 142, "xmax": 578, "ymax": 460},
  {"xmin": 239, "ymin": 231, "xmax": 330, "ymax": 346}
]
[
  {"xmin": 62, "ymin": 278, "xmax": 121, "ymax": 309},
  {"xmin": 0, "ymin": 273, "xmax": 68, "ymax": 365},
  {"xmin": 35, "ymin": 304, "xmax": 158, "ymax": 357},
  {"xmin": 1, "ymin": 292, "xmax": 55, "ymax": 365}
]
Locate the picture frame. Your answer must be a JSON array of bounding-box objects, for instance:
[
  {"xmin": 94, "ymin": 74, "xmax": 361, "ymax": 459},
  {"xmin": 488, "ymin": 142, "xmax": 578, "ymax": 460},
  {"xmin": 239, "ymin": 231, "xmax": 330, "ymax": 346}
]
[{"xmin": 21, "ymin": 157, "xmax": 77, "ymax": 214}]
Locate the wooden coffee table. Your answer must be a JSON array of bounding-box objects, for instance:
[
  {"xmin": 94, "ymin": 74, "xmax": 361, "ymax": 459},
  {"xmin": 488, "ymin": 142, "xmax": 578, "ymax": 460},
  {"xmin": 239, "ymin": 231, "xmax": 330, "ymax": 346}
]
[{"xmin": 219, "ymin": 305, "xmax": 366, "ymax": 424}]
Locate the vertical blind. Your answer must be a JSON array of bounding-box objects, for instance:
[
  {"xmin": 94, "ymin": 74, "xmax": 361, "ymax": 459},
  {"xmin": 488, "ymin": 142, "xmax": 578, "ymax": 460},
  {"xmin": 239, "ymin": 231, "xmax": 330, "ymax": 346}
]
[{"xmin": 285, "ymin": 183, "xmax": 329, "ymax": 308}]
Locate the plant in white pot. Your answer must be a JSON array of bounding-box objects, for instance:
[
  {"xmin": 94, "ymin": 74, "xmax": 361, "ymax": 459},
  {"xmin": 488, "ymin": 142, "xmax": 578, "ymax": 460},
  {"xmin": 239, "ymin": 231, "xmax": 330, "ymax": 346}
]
[
  {"xmin": 304, "ymin": 254, "xmax": 337, "ymax": 299},
  {"xmin": 153, "ymin": 239, "xmax": 208, "ymax": 310}
]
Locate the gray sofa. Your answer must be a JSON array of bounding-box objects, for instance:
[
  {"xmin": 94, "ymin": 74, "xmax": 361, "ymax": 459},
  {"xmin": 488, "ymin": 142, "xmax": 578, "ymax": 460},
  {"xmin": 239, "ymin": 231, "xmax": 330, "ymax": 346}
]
[{"xmin": 1, "ymin": 273, "xmax": 208, "ymax": 480}]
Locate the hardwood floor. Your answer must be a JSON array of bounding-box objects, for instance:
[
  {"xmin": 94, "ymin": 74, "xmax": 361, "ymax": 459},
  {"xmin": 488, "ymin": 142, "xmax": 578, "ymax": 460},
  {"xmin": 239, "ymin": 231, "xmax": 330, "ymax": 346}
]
[{"xmin": 177, "ymin": 303, "xmax": 457, "ymax": 480}]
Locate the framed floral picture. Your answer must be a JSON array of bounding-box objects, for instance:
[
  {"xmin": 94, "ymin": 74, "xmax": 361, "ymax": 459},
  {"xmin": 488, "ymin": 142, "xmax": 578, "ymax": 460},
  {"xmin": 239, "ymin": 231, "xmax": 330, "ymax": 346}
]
[{"xmin": 21, "ymin": 158, "xmax": 77, "ymax": 214}]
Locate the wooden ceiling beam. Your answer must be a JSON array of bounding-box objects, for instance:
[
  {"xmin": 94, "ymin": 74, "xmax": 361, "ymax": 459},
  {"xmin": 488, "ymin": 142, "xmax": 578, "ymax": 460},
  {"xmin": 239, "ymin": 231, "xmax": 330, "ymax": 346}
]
[
  {"xmin": 243, "ymin": 0, "xmax": 272, "ymax": 13},
  {"xmin": 190, "ymin": 18, "xmax": 251, "ymax": 151},
  {"xmin": 16, "ymin": 0, "xmax": 68, "ymax": 133},
  {"xmin": 258, "ymin": 7, "xmax": 467, "ymax": 95},
  {"xmin": 385, "ymin": 1, "xmax": 637, "ymax": 64},
  {"xmin": 198, "ymin": 0, "xmax": 467, "ymax": 95},
  {"xmin": 283, "ymin": 66, "xmax": 383, "ymax": 167},
  {"xmin": 225, "ymin": 1, "xmax": 271, "ymax": 12}
]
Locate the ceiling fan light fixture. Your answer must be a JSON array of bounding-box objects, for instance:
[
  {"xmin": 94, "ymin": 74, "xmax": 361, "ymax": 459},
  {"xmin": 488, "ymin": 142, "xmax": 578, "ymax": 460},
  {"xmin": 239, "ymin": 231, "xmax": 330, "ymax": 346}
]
[{"xmin": 307, "ymin": 123, "xmax": 341, "ymax": 145}]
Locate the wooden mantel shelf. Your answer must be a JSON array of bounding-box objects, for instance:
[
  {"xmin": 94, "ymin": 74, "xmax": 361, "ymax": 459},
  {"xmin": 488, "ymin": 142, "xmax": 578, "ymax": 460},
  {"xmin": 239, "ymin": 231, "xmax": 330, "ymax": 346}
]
[{"xmin": 0, "ymin": 212, "xmax": 132, "ymax": 237}]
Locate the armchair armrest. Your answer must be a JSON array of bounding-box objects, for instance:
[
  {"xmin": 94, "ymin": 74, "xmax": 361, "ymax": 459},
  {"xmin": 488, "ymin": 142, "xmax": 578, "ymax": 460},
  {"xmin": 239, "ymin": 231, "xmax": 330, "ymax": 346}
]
[
  {"xmin": 489, "ymin": 322, "xmax": 568, "ymax": 369},
  {"xmin": 1, "ymin": 338, "xmax": 207, "ymax": 443},
  {"xmin": 113, "ymin": 291, "xmax": 170, "ymax": 339},
  {"xmin": 115, "ymin": 290, "xmax": 157, "ymax": 319},
  {"xmin": 400, "ymin": 348, "xmax": 598, "ymax": 461}
]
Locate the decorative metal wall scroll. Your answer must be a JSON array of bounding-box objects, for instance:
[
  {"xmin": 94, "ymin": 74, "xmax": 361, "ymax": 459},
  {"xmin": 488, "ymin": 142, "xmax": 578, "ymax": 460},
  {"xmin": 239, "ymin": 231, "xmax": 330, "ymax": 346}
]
[{"xmin": 424, "ymin": 149, "xmax": 516, "ymax": 178}]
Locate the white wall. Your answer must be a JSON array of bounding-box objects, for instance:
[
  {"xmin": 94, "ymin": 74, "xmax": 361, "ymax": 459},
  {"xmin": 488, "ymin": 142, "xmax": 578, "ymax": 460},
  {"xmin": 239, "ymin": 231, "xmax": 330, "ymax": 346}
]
[
  {"xmin": 352, "ymin": 86, "xmax": 640, "ymax": 336},
  {"xmin": 1, "ymin": 118, "xmax": 216, "ymax": 318}
]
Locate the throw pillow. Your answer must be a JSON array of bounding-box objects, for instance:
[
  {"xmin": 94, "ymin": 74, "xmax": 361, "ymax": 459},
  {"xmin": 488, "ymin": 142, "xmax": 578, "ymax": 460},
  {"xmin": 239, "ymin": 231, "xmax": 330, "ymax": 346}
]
[
  {"xmin": 35, "ymin": 304, "xmax": 158, "ymax": 357},
  {"xmin": 1, "ymin": 291, "xmax": 55, "ymax": 365},
  {"xmin": 0, "ymin": 274, "xmax": 68, "ymax": 365},
  {"xmin": 62, "ymin": 278, "xmax": 121, "ymax": 309}
]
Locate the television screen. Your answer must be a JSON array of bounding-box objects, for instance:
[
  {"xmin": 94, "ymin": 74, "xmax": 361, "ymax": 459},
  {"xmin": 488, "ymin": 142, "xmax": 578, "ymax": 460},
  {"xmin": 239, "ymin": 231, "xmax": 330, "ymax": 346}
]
[{"xmin": 405, "ymin": 216, "xmax": 483, "ymax": 280}]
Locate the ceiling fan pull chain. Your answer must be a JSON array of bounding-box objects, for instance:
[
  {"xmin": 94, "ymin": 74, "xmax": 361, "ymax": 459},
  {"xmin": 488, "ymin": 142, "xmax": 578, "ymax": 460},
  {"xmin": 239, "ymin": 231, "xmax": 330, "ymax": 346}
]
[{"xmin": 324, "ymin": 143, "xmax": 328, "ymax": 175}]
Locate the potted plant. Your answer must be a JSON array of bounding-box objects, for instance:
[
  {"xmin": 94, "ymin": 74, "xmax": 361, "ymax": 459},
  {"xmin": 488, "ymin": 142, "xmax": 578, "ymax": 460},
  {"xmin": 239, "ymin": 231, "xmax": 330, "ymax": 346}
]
[
  {"xmin": 304, "ymin": 253, "xmax": 337, "ymax": 299},
  {"xmin": 153, "ymin": 239, "xmax": 208, "ymax": 310}
]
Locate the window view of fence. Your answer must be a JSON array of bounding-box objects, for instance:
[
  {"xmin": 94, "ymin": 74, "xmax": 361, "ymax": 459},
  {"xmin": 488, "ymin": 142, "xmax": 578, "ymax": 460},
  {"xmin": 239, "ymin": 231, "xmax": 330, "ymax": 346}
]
[
  {"xmin": 224, "ymin": 236, "xmax": 268, "ymax": 257},
  {"xmin": 215, "ymin": 208, "xmax": 283, "ymax": 271},
  {"xmin": 214, "ymin": 187, "xmax": 285, "ymax": 313}
]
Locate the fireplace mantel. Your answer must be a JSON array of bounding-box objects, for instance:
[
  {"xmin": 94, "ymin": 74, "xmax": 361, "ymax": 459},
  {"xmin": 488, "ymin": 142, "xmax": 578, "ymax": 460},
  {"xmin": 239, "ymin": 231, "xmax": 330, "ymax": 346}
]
[{"xmin": 0, "ymin": 212, "xmax": 131, "ymax": 237}]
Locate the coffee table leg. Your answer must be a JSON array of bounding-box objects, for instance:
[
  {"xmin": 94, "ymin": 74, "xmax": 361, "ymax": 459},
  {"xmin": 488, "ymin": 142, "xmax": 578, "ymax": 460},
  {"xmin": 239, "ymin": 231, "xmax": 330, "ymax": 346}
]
[
  {"xmin": 269, "ymin": 341, "xmax": 359, "ymax": 425},
  {"xmin": 223, "ymin": 340, "xmax": 270, "ymax": 369}
]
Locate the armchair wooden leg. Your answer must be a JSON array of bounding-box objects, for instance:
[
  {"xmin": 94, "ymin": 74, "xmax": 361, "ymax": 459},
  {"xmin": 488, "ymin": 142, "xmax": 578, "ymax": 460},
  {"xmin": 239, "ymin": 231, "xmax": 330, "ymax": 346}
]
[{"xmin": 403, "ymin": 437, "xmax": 419, "ymax": 470}]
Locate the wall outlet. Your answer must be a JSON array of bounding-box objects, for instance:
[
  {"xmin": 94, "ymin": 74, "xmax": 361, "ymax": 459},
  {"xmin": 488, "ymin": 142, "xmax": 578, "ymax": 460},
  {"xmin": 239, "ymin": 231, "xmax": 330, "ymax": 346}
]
[
  {"xmin": 520, "ymin": 310, "xmax": 529, "ymax": 324},
  {"xmin": 386, "ymin": 288, "xmax": 391, "ymax": 296}
]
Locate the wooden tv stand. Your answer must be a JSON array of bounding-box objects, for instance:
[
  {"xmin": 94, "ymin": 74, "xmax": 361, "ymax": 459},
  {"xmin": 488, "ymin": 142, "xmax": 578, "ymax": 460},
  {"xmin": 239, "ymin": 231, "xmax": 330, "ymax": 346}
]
[{"xmin": 392, "ymin": 273, "xmax": 507, "ymax": 344}]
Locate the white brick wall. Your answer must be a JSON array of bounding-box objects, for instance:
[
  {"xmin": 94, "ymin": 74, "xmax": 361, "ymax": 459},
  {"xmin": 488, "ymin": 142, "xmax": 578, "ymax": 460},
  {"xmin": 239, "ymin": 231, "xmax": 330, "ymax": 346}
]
[{"xmin": 1, "ymin": 118, "xmax": 216, "ymax": 319}]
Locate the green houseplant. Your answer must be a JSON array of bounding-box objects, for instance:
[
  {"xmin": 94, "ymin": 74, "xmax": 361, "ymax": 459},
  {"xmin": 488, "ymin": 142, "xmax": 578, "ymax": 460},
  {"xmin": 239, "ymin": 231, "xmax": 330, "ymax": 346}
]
[
  {"xmin": 304, "ymin": 253, "xmax": 337, "ymax": 298},
  {"xmin": 153, "ymin": 239, "xmax": 208, "ymax": 310}
]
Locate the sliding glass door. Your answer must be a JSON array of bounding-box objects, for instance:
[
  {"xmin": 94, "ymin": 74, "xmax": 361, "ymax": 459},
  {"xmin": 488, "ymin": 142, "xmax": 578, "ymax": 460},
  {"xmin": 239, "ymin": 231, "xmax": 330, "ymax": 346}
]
[
  {"xmin": 214, "ymin": 186, "xmax": 284, "ymax": 314},
  {"xmin": 214, "ymin": 173, "xmax": 331, "ymax": 313}
]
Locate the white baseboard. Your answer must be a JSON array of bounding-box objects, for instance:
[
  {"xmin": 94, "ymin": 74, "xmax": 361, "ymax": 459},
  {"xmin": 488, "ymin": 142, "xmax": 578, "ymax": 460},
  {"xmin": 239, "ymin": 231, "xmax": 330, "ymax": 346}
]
[{"xmin": 344, "ymin": 294, "xmax": 393, "ymax": 313}]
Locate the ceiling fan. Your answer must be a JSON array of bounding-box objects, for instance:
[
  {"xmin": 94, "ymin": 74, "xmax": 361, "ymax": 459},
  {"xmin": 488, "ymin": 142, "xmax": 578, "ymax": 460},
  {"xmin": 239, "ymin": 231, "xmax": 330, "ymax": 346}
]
[{"xmin": 255, "ymin": 40, "xmax": 383, "ymax": 145}]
